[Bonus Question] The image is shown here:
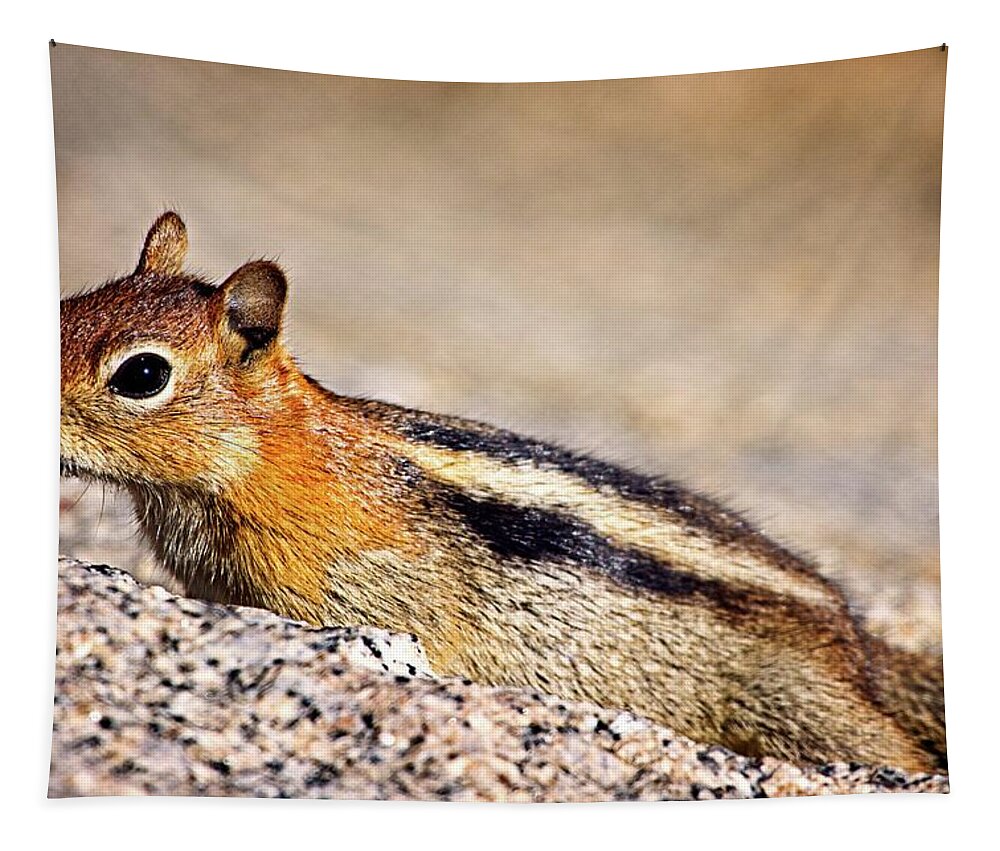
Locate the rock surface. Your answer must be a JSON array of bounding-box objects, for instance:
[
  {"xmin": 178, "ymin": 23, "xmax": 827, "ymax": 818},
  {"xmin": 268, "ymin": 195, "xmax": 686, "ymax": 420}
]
[{"xmin": 49, "ymin": 558, "xmax": 949, "ymax": 801}]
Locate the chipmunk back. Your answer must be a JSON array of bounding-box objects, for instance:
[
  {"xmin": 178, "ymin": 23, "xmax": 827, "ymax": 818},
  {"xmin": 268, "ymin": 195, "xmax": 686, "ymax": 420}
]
[{"xmin": 59, "ymin": 213, "xmax": 947, "ymax": 773}]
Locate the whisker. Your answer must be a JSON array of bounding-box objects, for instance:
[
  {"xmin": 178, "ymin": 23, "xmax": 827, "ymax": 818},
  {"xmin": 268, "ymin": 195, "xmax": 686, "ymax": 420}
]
[
  {"xmin": 65, "ymin": 478, "xmax": 93, "ymax": 512},
  {"xmin": 97, "ymin": 482, "xmax": 108, "ymax": 531}
]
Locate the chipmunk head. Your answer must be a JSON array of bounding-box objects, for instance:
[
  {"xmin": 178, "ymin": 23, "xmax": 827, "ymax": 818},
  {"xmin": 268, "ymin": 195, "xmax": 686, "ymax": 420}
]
[{"xmin": 60, "ymin": 212, "xmax": 291, "ymax": 491}]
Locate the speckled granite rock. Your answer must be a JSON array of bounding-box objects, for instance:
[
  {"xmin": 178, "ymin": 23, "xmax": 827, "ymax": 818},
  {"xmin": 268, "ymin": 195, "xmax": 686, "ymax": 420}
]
[{"xmin": 49, "ymin": 558, "xmax": 949, "ymax": 800}]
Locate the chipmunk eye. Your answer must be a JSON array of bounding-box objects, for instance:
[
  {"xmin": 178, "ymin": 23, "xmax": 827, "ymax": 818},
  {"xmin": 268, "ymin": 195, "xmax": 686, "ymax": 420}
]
[{"xmin": 109, "ymin": 353, "xmax": 172, "ymax": 399}]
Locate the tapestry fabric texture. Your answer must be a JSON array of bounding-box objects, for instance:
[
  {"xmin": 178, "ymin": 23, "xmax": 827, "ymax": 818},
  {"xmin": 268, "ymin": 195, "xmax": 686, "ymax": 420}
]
[{"xmin": 51, "ymin": 43, "xmax": 948, "ymax": 800}]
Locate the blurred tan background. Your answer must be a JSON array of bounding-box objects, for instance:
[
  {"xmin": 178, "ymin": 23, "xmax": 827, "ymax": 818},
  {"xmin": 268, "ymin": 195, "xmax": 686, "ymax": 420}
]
[{"xmin": 52, "ymin": 45, "xmax": 945, "ymax": 651}]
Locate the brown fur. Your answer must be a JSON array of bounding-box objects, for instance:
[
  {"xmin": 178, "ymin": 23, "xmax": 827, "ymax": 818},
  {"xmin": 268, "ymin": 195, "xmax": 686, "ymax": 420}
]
[{"xmin": 60, "ymin": 213, "xmax": 947, "ymax": 773}]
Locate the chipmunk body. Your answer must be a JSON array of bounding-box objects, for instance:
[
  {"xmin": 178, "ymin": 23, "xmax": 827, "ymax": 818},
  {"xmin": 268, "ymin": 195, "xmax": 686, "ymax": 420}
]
[{"xmin": 60, "ymin": 213, "xmax": 946, "ymax": 773}]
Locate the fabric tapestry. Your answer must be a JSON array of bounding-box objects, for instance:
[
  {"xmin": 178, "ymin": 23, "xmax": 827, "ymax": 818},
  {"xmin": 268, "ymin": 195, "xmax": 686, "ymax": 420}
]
[{"xmin": 51, "ymin": 43, "xmax": 948, "ymax": 800}]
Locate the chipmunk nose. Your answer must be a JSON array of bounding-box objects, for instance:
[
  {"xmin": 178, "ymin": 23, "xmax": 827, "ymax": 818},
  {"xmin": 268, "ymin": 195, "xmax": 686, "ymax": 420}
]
[
  {"xmin": 58, "ymin": 388, "xmax": 88, "ymax": 473},
  {"xmin": 59, "ymin": 400, "xmax": 75, "ymax": 465}
]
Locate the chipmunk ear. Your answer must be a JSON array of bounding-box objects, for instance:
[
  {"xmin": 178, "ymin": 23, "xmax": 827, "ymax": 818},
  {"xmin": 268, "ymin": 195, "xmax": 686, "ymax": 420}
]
[
  {"xmin": 219, "ymin": 260, "xmax": 288, "ymax": 360},
  {"xmin": 136, "ymin": 212, "xmax": 189, "ymax": 275}
]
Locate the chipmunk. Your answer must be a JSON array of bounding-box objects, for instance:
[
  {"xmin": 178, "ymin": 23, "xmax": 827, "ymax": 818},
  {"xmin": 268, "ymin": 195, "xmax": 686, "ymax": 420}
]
[{"xmin": 60, "ymin": 212, "xmax": 947, "ymax": 773}]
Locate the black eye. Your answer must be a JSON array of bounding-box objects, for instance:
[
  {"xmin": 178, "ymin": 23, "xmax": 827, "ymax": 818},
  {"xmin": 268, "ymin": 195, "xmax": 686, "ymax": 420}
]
[{"xmin": 108, "ymin": 353, "xmax": 172, "ymax": 399}]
